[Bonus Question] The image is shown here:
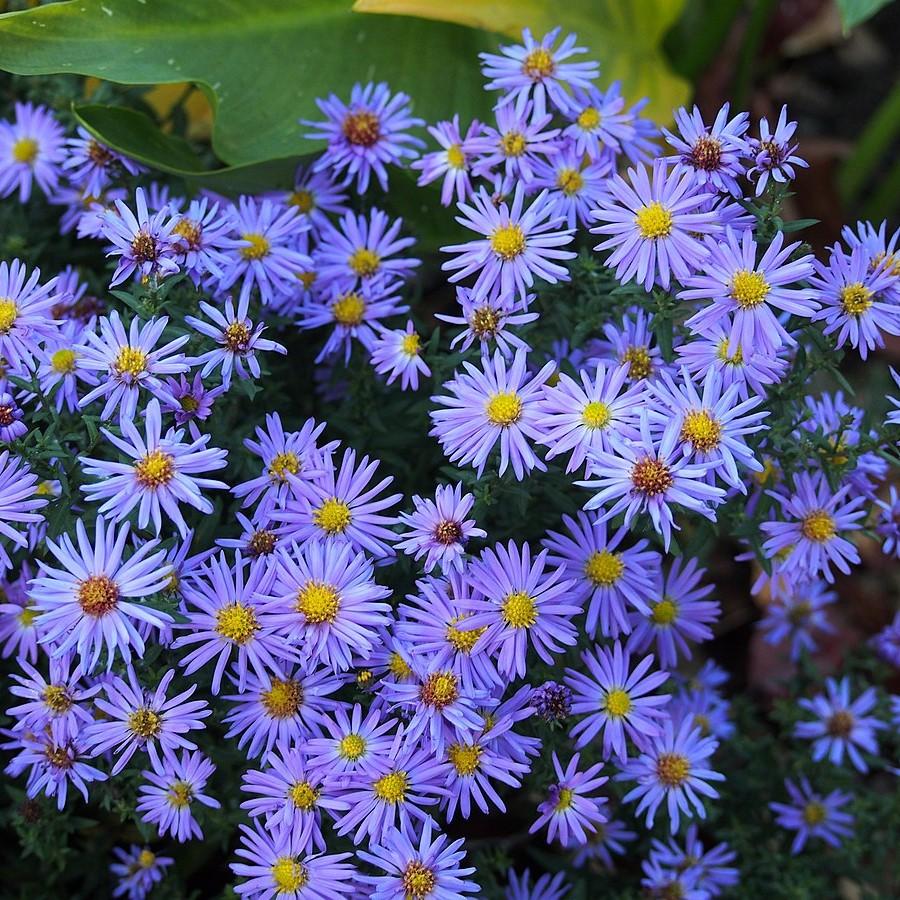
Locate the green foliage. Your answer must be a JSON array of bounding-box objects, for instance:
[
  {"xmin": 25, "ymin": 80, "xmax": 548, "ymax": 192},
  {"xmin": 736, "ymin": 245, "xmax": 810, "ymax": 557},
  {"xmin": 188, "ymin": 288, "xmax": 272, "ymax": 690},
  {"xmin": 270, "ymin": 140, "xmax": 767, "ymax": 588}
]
[{"xmin": 835, "ymin": 0, "xmax": 895, "ymax": 30}]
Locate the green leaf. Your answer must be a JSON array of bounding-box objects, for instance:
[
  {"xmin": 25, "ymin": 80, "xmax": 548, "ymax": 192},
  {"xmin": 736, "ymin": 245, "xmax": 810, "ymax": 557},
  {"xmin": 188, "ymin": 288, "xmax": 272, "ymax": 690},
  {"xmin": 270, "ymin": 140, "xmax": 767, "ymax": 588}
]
[
  {"xmin": 353, "ymin": 0, "xmax": 691, "ymax": 123},
  {"xmin": 835, "ymin": 0, "xmax": 894, "ymax": 30},
  {"xmin": 0, "ymin": 0, "xmax": 498, "ymax": 168}
]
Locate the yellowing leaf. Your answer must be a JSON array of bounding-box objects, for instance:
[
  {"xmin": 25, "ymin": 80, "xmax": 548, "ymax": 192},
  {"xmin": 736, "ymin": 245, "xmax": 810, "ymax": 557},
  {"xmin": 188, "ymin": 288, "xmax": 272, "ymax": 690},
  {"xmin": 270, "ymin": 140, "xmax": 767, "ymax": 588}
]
[{"xmin": 353, "ymin": 0, "xmax": 690, "ymax": 123}]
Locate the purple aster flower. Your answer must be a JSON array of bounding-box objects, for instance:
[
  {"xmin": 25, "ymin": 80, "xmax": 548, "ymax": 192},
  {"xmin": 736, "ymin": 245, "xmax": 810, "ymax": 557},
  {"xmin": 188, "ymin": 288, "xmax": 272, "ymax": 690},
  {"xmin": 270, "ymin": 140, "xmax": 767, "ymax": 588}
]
[
  {"xmin": 579, "ymin": 412, "xmax": 726, "ymax": 551},
  {"xmin": 562, "ymin": 83, "xmax": 636, "ymax": 160},
  {"xmin": 663, "ymin": 104, "xmax": 750, "ymax": 196},
  {"xmin": 279, "ymin": 163, "xmax": 350, "ymax": 231},
  {"xmin": 231, "ymin": 820, "xmax": 355, "ymax": 898},
  {"xmin": 7, "ymin": 654, "xmax": 98, "ymax": 744},
  {"xmin": 648, "ymin": 366, "xmax": 769, "ymax": 491},
  {"xmin": 297, "ymin": 277, "xmax": 409, "ymax": 364},
  {"xmin": 528, "ymin": 751, "xmax": 609, "ymax": 847},
  {"xmin": 0, "ymin": 389, "xmax": 26, "ymax": 442},
  {"xmin": 160, "ymin": 372, "xmax": 225, "ymax": 440},
  {"xmin": 171, "ymin": 551, "xmax": 295, "ymax": 693},
  {"xmin": 217, "ymin": 511, "xmax": 281, "ymax": 561},
  {"xmin": 587, "ymin": 306, "xmax": 665, "ymax": 384},
  {"xmin": 83, "ymin": 666, "xmax": 210, "ymax": 775},
  {"xmin": 748, "ymin": 105, "xmax": 808, "ymax": 195},
  {"xmin": 100, "ymin": 187, "xmax": 181, "ymax": 287},
  {"xmin": 872, "ymin": 609, "xmax": 900, "ymax": 665},
  {"xmin": 110, "ymin": 846, "xmax": 174, "ymax": 900},
  {"xmin": 430, "ymin": 348, "xmax": 554, "ymax": 480},
  {"xmin": 29, "ymin": 516, "xmax": 172, "ymax": 671},
  {"xmin": 222, "ymin": 664, "xmax": 342, "ymax": 762},
  {"xmin": 435, "ymin": 286, "xmax": 539, "ymax": 357},
  {"xmin": 0, "ymin": 259, "xmax": 63, "ymax": 372},
  {"xmin": 63, "ymin": 127, "xmax": 144, "ymax": 195},
  {"xmin": 76, "ymin": 310, "xmax": 190, "ymax": 422},
  {"xmin": 461, "ymin": 540, "xmax": 581, "ymax": 679},
  {"xmin": 137, "ymin": 749, "xmax": 219, "ymax": 842},
  {"xmin": 304, "ymin": 702, "xmax": 398, "ymax": 777},
  {"xmin": 565, "ymin": 641, "xmax": 670, "ymax": 760},
  {"xmin": 316, "ymin": 208, "xmax": 419, "ymax": 291},
  {"xmin": 395, "ymin": 571, "xmax": 500, "ymax": 693},
  {"xmin": 537, "ymin": 361, "xmax": 645, "ymax": 474},
  {"xmin": 218, "ymin": 196, "xmax": 311, "ymax": 306},
  {"xmin": 795, "ymin": 676, "xmax": 885, "ymax": 772},
  {"xmin": 627, "ymin": 558, "xmax": 718, "ymax": 668},
  {"xmin": 618, "ymin": 716, "xmax": 725, "ymax": 833},
  {"xmin": 572, "ymin": 818, "xmax": 637, "ymax": 870},
  {"xmin": 11, "ymin": 732, "xmax": 107, "ymax": 811},
  {"xmin": 35, "ymin": 319, "xmax": 100, "ymax": 413},
  {"xmin": 473, "ymin": 101, "xmax": 560, "ymax": 182},
  {"xmin": 274, "ymin": 447, "xmax": 401, "ymax": 560},
  {"xmin": 260, "ymin": 539, "xmax": 391, "ymax": 672},
  {"xmin": 811, "ymin": 243, "xmax": 899, "ymax": 359},
  {"xmin": 232, "ymin": 413, "xmax": 333, "ymax": 516},
  {"xmin": 240, "ymin": 744, "xmax": 347, "ymax": 852},
  {"xmin": 647, "ymin": 824, "xmax": 739, "ymax": 897},
  {"xmin": 334, "ymin": 732, "xmax": 447, "ymax": 845},
  {"xmin": 411, "ymin": 116, "xmax": 484, "ymax": 205},
  {"xmin": 481, "ymin": 27, "xmax": 598, "ymax": 116},
  {"xmin": 186, "ymin": 295, "xmax": 286, "ymax": 389},
  {"xmin": 530, "ymin": 144, "xmax": 611, "ymax": 229},
  {"xmin": 442, "ymin": 183, "xmax": 575, "ymax": 306},
  {"xmin": 0, "ymin": 102, "xmax": 65, "ymax": 202},
  {"xmin": 682, "ymin": 227, "xmax": 817, "ymax": 353},
  {"xmin": 640, "ymin": 856, "xmax": 706, "ymax": 899},
  {"xmin": 769, "ymin": 777, "xmax": 854, "ymax": 854},
  {"xmin": 357, "ymin": 818, "xmax": 479, "ymax": 899},
  {"xmin": 0, "ymin": 563, "xmax": 40, "ymax": 661},
  {"xmin": 170, "ymin": 197, "xmax": 231, "ymax": 283},
  {"xmin": 481, "ymin": 683, "xmax": 541, "ymax": 765},
  {"xmin": 761, "ymin": 471, "xmax": 866, "ymax": 583},
  {"xmin": 80, "ymin": 398, "xmax": 228, "ymax": 538},
  {"xmin": 841, "ymin": 219, "xmax": 900, "ymax": 291},
  {"xmin": 304, "ymin": 81, "xmax": 424, "ymax": 192},
  {"xmin": 370, "ymin": 320, "xmax": 431, "ymax": 390},
  {"xmin": 395, "ymin": 483, "xmax": 486, "ymax": 574},
  {"xmin": 591, "ymin": 160, "xmax": 720, "ymax": 292},
  {"xmin": 505, "ymin": 868, "xmax": 570, "ymax": 900},
  {"xmin": 875, "ymin": 486, "xmax": 900, "ymax": 559},
  {"xmin": 758, "ymin": 581, "xmax": 837, "ymax": 661}
]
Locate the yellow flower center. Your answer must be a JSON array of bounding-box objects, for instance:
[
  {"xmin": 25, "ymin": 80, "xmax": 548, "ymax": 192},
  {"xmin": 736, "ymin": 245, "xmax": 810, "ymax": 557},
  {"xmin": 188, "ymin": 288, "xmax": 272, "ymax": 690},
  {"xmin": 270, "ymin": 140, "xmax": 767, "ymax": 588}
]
[
  {"xmin": 261, "ymin": 678, "xmax": 304, "ymax": 718},
  {"xmin": 787, "ymin": 599, "xmax": 812, "ymax": 626},
  {"xmin": 622, "ymin": 345, "xmax": 653, "ymax": 379},
  {"xmin": 656, "ymin": 751, "xmax": 690, "ymax": 786},
  {"xmin": 631, "ymin": 458, "xmax": 674, "ymax": 496},
  {"xmin": 248, "ymin": 530, "xmax": 277, "ymax": 558},
  {"xmin": 839, "ymin": 282, "xmax": 873, "ymax": 316},
  {"xmin": 50, "ymin": 348, "xmax": 77, "ymax": 374},
  {"xmin": 584, "ymin": 550, "xmax": 624, "ymax": 587},
  {"xmin": 373, "ymin": 770, "xmax": 408, "ymax": 803},
  {"xmin": 388, "ymin": 651, "xmax": 413, "ymax": 680},
  {"xmin": 522, "ymin": 46, "xmax": 555, "ymax": 79},
  {"xmin": 680, "ymin": 410, "xmax": 722, "ymax": 452},
  {"xmin": 288, "ymin": 780, "xmax": 319, "ymax": 811},
  {"xmin": 77, "ymin": 575, "xmax": 119, "ymax": 617},
  {"xmin": 12, "ymin": 137, "xmax": 39, "ymax": 164},
  {"xmin": 803, "ymin": 802, "xmax": 826, "ymax": 826},
  {"xmin": 215, "ymin": 602, "xmax": 260, "ymax": 644},
  {"xmin": 179, "ymin": 394, "xmax": 200, "ymax": 413},
  {"xmin": 419, "ymin": 671, "xmax": 459, "ymax": 709},
  {"xmin": 827, "ymin": 710, "xmax": 854, "ymax": 738},
  {"xmin": 0, "ymin": 299, "xmax": 17, "ymax": 334},
  {"xmin": 313, "ymin": 498, "xmax": 352, "ymax": 535},
  {"xmin": 490, "ymin": 222, "xmax": 527, "ymax": 261},
  {"xmin": 635, "ymin": 202, "xmax": 673, "ymax": 239},
  {"xmin": 445, "ymin": 614, "xmax": 486, "ymax": 654},
  {"xmin": 500, "ymin": 131, "xmax": 527, "ymax": 158},
  {"xmin": 127, "ymin": 706, "xmax": 162, "ymax": 739},
  {"xmin": 42, "ymin": 684, "xmax": 73, "ymax": 714},
  {"xmin": 582, "ymin": 400, "xmax": 612, "ymax": 430},
  {"xmin": 556, "ymin": 167, "xmax": 584, "ymax": 196},
  {"xmin": 554, "ymin": 787, "xmax": 575, "ymax": 811},
  {"xmin": 689, "ymin": 136, "xmax": 723, "ymax": 171},
  {"xmin": 271, "ymin": 857, "xmax": 308, "ymax": 893},
  {"xmin": 240, "ymin": 232, "xmax": 270, "ymax": 261},
  {"xmin": 730, "ymin": 270, "xmax": 770, "ymax": 308},
  {"xmin": 167, "ymin": 780, "xmax": 193, "ymax": 809},
  {"xmin": 45, "ymin": 745, "xmax": 73, "ymax": 770},
  {"xmin": 268, "ymin": 450, "xmax": 300, "ymax": 483},
  {"xmin": 471, "ymin": 306, "xmax": 500, "ymax": 338},
  {"xmin": 448, "ymin": 742, "xmax": 483, "ymax": 776},
  {"xmin": 331, "ymin": 292, "xmax": 366, "ymax": 326},
  {"xmin": 446, "ymin": 143, "xmax": 466, "ymax": 169},
  {"xmin": 130, "ymin": 232, "xmax": 158, "ymax": 263},
  {"xmin": 173, "ymin": 218, "xmax": 201, "ymax": 248},
  {"xmin": 296, "ymin": 580, "xmax": 340, "ymax": 624},
  {"xmin": 604, "ymin": 687, "xmax": 632, "ymax": 717},
  {"xmin": 576, "ymin": 106, "xmax": 601, "ymax": 130},
  {"xmin": 401, "ymin": 332, "xmax": 421, "ymax": 357},
  {"xmin": 288, "ymin": 189, "xmax": 315, "ymax": 213},
  {"xmin": 223, "ymin": 320, "xmax": 252, "ymax": 353},
  {"xmin": 651, "ymin": 597, "xmax": 679, "ymax": 626},
  {"xmin": 342, "ymin": 110, "xmax": 381, "ymax": 147},
  {"xmin": 134, "ymin": 448, "xmax": 175, "ymax": 489},
  {"xmin": 402, "ymin": 861, "xmax": 437, "ymax": 899},
  {"xmin": 485, "ymin": 391, "xmax": 523, "ymax": 426},
  {"xmin": 113, "ymin": 346, "xmax": 148, "ymax": 380},
  {"xmin": 338, "ymin": 733, "xmax": 367, "ymax": 760},
  {"xmin": 0, "ymin": 404, "xmax": 12, "ymax": 427},
  {"xmin": 18, "ymin": 602, "xmax": 38, "ymax": 627},
  {"xmin": 716, "ymin": 338, "xmax": 744, "ymax": 366},
  {"xmin": 348, "ymin": 247, "xmax": 380, "ymax": 278},
  {"xmin": 502, "ymin": 591, "xmax": 537, "ymax": 629},
  {"xmin": 801, "ymin": 510, "xmax": 836, "ymax": 543},
  {"xmin": 138, "ymin": 850, "xmax": 156, "ymax": 869}
]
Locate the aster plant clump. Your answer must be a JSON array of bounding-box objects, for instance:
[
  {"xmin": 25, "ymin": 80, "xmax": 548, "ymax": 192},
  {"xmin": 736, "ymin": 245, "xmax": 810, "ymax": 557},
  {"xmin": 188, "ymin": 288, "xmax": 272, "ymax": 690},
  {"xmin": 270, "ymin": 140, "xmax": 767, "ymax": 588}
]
[{"xmin": 0, "ymin": 26, "xmax": 899, "ymax": 900}]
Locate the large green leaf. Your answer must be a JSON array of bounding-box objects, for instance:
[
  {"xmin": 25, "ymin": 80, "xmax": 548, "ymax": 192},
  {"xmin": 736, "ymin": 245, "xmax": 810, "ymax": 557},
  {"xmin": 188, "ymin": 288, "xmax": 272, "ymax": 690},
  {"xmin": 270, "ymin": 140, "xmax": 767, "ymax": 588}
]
[
  {"xmin": 0, "ymin": 0, "xmax": 498, "ymax": 167},
  {"xmin": 835, "ymin": 0, "xmax": 893, "ymax": 29},
  {"xmin": 354, "ymin": 0, "xmax": 691, "ymax": 123}
]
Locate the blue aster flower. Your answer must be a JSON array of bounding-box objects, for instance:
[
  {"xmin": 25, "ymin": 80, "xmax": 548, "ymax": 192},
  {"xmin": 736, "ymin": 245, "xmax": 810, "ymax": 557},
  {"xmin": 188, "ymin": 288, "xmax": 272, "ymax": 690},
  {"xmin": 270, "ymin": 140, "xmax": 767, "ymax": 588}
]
[
  {"xmin": 562, "ymin": 83, "xmax": 636, "ymax": 161},
  {"xmin": 747, "ymin": 105, "xmax": 808, "ymax": 195},
  {"xmin": 369, "ymin": 320, "xmax": 431, "ymax": 391},
  {"xmin": 411, "ymin": 115, "xmax": 485, "ymax": 206},
  {"xmin": 110, "ymin": 846, "xmax": 174, "ymax": 900},
  {"xmin": 63, "ymin": 127, "xmax": 145, "ymax": 196},
  {"xmin": 757, "ymin": 581, "xmax": 837, "ymax": 661},
  {"xmin": 769, "ymin": 776, "xmax": 854, "ymax": 854},
  {"xmin": 0, "ymin": 450, "xmax": 47, "ymax": 576},
  {"xmin": 0, "ymin": 102, "xmax": 66, "ymax": 202},
  {"xmin": 0, "ymin": 258, "xmax": 63, "ymax": 373}
]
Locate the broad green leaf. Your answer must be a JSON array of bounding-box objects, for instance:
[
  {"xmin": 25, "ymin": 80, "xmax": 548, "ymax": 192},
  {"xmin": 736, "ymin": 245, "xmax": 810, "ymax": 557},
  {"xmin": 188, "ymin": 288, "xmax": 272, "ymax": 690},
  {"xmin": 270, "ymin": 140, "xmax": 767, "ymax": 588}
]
[
  {"xmin": 0, "ymin": 0, "xmax": 498, "ymax": 167},
  {"xmin": 835, "ymin": 0, "xmax": 893, "ymax": 29},
  {"xmin": 353, "ymin": 0, "xmax": 691, "ymax": 123}
]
